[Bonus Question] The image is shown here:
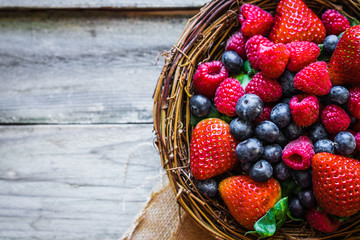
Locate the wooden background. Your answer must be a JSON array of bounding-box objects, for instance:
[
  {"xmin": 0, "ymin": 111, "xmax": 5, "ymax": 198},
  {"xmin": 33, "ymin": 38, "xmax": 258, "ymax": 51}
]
[{"xmin": 0, "ymin": 1, "xmax": 208, "ymax": 239}]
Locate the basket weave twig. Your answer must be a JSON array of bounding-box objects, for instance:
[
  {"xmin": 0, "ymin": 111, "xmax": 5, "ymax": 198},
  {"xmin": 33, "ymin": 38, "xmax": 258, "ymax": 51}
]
[{"xmin": 153, "ymin": 0, "xmax": 360, "ymax": 239}]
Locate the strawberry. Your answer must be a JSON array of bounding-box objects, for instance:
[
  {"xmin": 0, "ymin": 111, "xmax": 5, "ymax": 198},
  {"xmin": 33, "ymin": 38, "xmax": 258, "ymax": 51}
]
[
  {"xmin": 190, "ymin": 118, "xmax": 237, "ymax": 180},
  {"xmin": 239, "ymin": 4, "xmax": 274, "ymax": 38},
  {"xmin": 269, "ymin": 0, "xmax": 326, "ymax": 44},
  {"xmin": 285, "ymin": 41, "xmax": 320, "ymax": 72},
  {"xmin": 312, "ymin": 153, "xmax": 360, "ymax": 217},
  {"xmin": 219, "ymin": 175, "xmax": 281, "ymax": 230},
  {"xmin": 258, "ymin": 43, "xmax": 290, "ymax": 79},
  {"xmin": 328, "ymin": 25, "xmax": 360, "ymax": 86}
]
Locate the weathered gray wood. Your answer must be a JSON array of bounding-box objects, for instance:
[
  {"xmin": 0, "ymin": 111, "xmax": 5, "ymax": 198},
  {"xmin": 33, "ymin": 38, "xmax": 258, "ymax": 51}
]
[
  {"xmin": 0, "ymin": 0, "xmax": 208, "ymax": 9},
  {"xmin": 0, "ymin": 124, "xmax": 165, "ymax": 240},
  {"xmin": 0, "ymin": 13, "xmax": 190, "ymax": 124}
]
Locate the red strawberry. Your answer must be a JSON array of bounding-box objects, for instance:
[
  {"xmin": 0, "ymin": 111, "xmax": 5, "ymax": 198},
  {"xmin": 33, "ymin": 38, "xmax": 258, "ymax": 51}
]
[
  {"xmin": 226, "ymin": 30, "xmax": 248, "ymax": 60},
  {"xmin": 286, "ymin": 41, "xmax": 320, "ymax": 72},
  {"xmin": 245, "ymin": 72, "xmax": 282, "ymax": 102},
  {"xmin": 321, "ymin": 9, "xmax": 350, "ymax": 36},
  {"xmin": 190, "ymin": 118, "xmax": 237, "ymax": 180},
  {"xmin": 219, "ymin": 175, "xmax": 281, "ymax": 230},
  {"xmin": 193, "ymin": 61, "xmax": 228, "ymax": 99},
  {"xmin": 239, "ymin": 4, "xmax": 274, "ymax": 38},
  {"xmin": 289, "ymin": 94, "xmax": 319, "ymax": 127},
  {"xmin": 312, "ymin": 153, "xmax": 360, "ymax": 217},
  {"xmin": 328, "ymin": 25, "xmax": 360, "ymax": 86},
  {"xmin": 305, "ymin": 208, "xmax": 341, "ymax": 233},
  {"xmin": 245, "ymin": 35, "xmax": 274, "ymax": 70},
  {"xmin": 258, "ymin": 43, "xmax": 290, "ymax": 79},
  {"xmin": 347, "ymin": 86, "xmax": 360, "ymax": 119},
  {"xmin": 269, "ymin": 0, "xmax": 326, "ymax": 44},
  {"xmin": 214, "ymin": 78, "xmax": 244, "ymax": 116},
  {"xmin": 293, "ymin": 61, "xmax": 331, "ymax": 96}
]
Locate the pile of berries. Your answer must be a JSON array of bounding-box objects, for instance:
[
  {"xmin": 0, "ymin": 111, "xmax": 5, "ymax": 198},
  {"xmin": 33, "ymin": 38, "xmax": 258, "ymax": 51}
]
[{"xmin": 188, "ymin": 0, "xmax": 360, "ymax": 236}]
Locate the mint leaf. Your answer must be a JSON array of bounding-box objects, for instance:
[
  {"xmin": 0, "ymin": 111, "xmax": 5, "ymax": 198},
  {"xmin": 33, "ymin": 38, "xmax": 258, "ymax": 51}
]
[
  {"xmin": 274, "ymin": 197, "xmax": 288, "ymax": 228},
  {"xmin": 240, "ymin": 74, "xmax": 252, "ymax": 90},
  {"xmin": 280, "ymin": 179, "xmax": 298, "ymax": 198},
  {"xmin": 244, "ymin": 60, "xmax": 252, "ymax": 75},
  {"xmin": 253, "ymin": 208, "xmax": 276, "ymax": 238},
  {"xmin": 351, "ymin": 18, "xmax": 359, "ymax": 26}
]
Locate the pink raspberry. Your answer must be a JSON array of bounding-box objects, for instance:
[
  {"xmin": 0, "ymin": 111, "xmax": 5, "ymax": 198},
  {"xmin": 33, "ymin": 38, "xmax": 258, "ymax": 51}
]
[
  {"xmin": 239, "ymin": 4, "xmax": 274, "ymax": 38},
  {"xmin": 193, "ymin": 61, "xmax": 228, "ymax": 99},
  {"xmin": 214, "ymin": 78, "xmax": 244, "ymax": 116},
  {"xmin": 282, "ymin": 136, "xmax": 314, "ymax": 170},
  {"xmin": 347, "ymin": 86, "xmax": 360, "ymax": 119},
  {"xmin": 305, "ymin": 208, "xmax": 341, "ymax": 233},
  {"xmin": 226, "ymin": 30, "xmax": 248, "ymax": 60},
  {"xmin": 245, "ymin": 35, "xmax": 274, "ymax": 70},
  {"xmin": 321, "ymin": 105, "xmax": 351, "ymax": 134},
  {"xmin": 245, "ymin": 72, "xmax": 282, "ymax": 102},
  {"xmin": 253, "ymin": 104, "xmax": 273, "ymax": 125},
  {"xmin": 289, "ymin": 94, "xmax": 319, "ymax": 127},
  {"xmin": 321, "ymin": 9, "xmax": 350, "ymax": 36},
  {"xmin": 355, "ymin": 132, "xmax": 360, "ymax": 151}
]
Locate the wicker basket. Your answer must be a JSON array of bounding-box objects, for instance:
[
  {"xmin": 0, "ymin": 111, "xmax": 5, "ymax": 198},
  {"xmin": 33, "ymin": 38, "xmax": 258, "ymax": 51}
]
[{"xmin": 153, "ymin": 0, "xmax": 360, "ymax": 239}]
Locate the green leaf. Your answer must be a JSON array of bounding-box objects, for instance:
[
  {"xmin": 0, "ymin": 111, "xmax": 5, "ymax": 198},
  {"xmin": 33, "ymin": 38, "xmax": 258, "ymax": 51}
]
[
  {"xmin": 338, "ymin": 32, "xmax": 345, "ymax": 39},
  {"xmin": 274, "ymin": 197, "xmax": 288, "ymax": 223},
  {"xmin": 189, "ymin": 105, "xmax": 221, "ymax": 126},
  {"xmin": 280, "ymin": 179, "xmax": 298, "ymax": 198},
  {"xmin": 244, "ymin": 60, "xmax": 253, "ymax": 75},
  {"xmin": 253, "ymin": 208, "xmax": 276, "ymax": 238},
  {"xmin": 351, "ymin": 18, "xmax": 360, "ymax": 27},
  {"xmin": 234, "ymin": 72, "xmax": 245, "ymax": 82},
  {"xmin": 240, "ymin": 74, "xmax": 252, "ymax": 90},
  {"xmin": 220, "ymin": 115, "xmax": 234, "ymax": 124}
]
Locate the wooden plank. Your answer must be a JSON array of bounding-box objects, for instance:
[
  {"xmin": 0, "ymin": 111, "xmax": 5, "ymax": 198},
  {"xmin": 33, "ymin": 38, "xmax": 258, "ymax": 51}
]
[
  {"xmin": 0, "ymin": 0, "xmax": 208, "ymax": 9},
  {"xmin": 0, "ymin": 124, "xmax": 167, "ymax": 240},
  {"xmin": 0, "ymin": 13, "xmax": 190, "ymax": 124}
]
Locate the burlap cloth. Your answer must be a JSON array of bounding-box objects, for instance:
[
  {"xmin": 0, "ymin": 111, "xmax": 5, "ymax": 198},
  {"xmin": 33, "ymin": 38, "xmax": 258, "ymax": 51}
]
[{"xmin": 120, "ymin": 182, "xmax": 218, "ymax": 240}]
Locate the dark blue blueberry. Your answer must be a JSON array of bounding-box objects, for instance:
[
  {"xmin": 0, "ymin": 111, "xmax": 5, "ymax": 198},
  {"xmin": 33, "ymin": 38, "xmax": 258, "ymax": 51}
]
[
  {"xmin": 323, "ymin": 35, "xmax": 339, "ymax": 55},
  {"xmin": 284, "ymin": 122, "xmax": 303, "ymax": 140},
  {"xmin": 270, "ymin": 103, "xmax": 292, "ymax": 128},
  {"xmin": 289, "ymin": 197, "xmax": 306, "ymax": 218},
  {"xmin": 275, "ymin": 130, "xmax": 288, "ymax": 148},
  {"xmin": 328, "ymin": 86, "xmax": 350, "ymax": 105},
  {"xmin": 196, "ymin": 178, "xmax": 218, "ymax": 198},
  {"xmin": 298, "ymin": 189, "xmax": 317, "ymax": 209},
  {"xmin": 334, "ymin": 131, "xmax": 356, "ymax": 155},
  {"xmin": 274, "ymin": 161, "xmax": 293, "ymax": 181},
  {"xmin": 314, "ymin": 139, "xmax": 335, "ymax": 154},
  {"xmin": 350, "ymin": 116, "xmax": 357, "ymax": 127},
  {"xmin": 281, "ymin": 97, "xmax": 291, "ymax": 105},
  {"xmin": 293, "ymin": 169, "xmax": 312, "ymax": 188},
  {"xmin": 222, "ymin": 50, "xmax": 244, "ymax": 74},
  {"xmin": 249, "ymin": 160, "xmax": 273, "ymax": 182},
  {"xmin": 189, "ymin": 94, "xmax": 212, "ymax": 117},
  {"xmin": 235, "ymin": 138, "xmax": 264, "ymax": 163},
  {"xmin": 230, "ymin": 118, "xmax": 254, "ymax": 141},
  {"xmin": 236, "ymin": 94, "xmax": 264, "ymax": 121},
  {"xmin": 308, "ymin": 123, "xmax": 329, "ymax": 142},
  {"xmin": 255, "ymin": 120, "xmax": 280, "ymax": 143},
  {"xmin": 240, "ymin": 161, "xmax": 253, "ymax": 174},
  {"xmin": 263, "ymin": 144, "xmax": 283, "ymax": 164},
  {"xmin": 279, "ymin": 70, "xmax": 299, "ymax": 97}
]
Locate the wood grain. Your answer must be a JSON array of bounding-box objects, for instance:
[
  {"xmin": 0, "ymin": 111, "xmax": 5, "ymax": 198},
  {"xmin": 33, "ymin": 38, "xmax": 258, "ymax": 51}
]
[
  {"xmin": 0, "ymin": 124, "xmax": 166, "ymax": 240},
  {"xmin": 0, "ymin": 13, "xmax": 189, "ymax": 124}
]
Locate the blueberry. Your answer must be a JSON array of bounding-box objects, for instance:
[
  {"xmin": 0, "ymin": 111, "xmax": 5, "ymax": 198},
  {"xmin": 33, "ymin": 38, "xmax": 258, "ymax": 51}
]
[
  {"xmin": 255, "ymin": 121, "xmax": 280, "ymax": 143},
  {"xmin": 293, "ymin": 169, "xmax": 312, "ymax": 188},
  {"xmin": 270, "ymin": 103, "xmax": 292, "ymax": 128},
  {"xmin": 314, "ymin": 139, "xmax": 335, "ymax": 154},
  {"xmin": 189, "ymin": 94, "xmax": 212, "ymax": 117},
  {"xmin": 235, "ymin": 138, "xmax": 264, "ymax": 163},
  {"xmin": 281, "ymin": 98, "xmax": 291, "ymax": 105},
  {"xmin": 230, "ymin": 118, "xmax": 254, "ymax": 141},
  {"xmin": 249, "ymin": 160, "xmax": 273, "ymax": 182},
  {"xmin": 328, "ymin": 86, "xmax": 350, "ymax": 105},
  {"xmin": 289, "ymin": 197, "xmax": 306, "ymax": 218},
  {"xmin": 284, "ymin": 122, "xmax": 303, "ymax": 140},
  {"xmin": 279, "ymin": 70, "xmax": 299, "ymax": 97},
  {"xmin": 323, "ymin": 35, "xmax": 339, "ymax": 55},
  {"xmin": 274, "ymin": 161, "xmax": 293, "ymax": 181},
  {"xmin": 275, "ymin": 130, "xmax": 288, "ymax": 148},
  {"xmin": 334, "ymin": 131, "xmax": 356, "ymax": 155},
  {"xmin": 236, "ymin": 94, "xmax": 264, "ymax": 121},
  {"xmin": 298, "ymin": 189, "xmax": 317, "ymax": 209},
  {"xmin": 240, "ymin": 161, "xmax": 253, "ymax": 174},
  {"xmin": 196, "ymin": 178, "xmax": 218, "ymax": 198},
  {"xmin": 308, "ymin": 123, "xmax": 329, "ymax": 142},
  {"xmin": 222, "ymin": 50, "xmax": 244, "ymax": 74},
  {"xmin": 263, "ymin": 144, "xmax": 283, "ymax": 164}
]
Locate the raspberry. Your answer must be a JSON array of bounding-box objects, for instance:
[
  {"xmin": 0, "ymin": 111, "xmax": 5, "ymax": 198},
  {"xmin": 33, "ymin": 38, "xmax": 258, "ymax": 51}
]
[
  {"xmin": 193, "ymin": 61, "xmax": 228, "ymax": 99},
  {"xmin": 355, "ymin": 132, "xmax": 360, "ymax": 151},
  {"xmin": 282, "ymin": 136, "xmax": 314, "ymax": 170},
  {"xmin": 245, "ymin": 72, "xmax": 282, "ymax": 103},
  {"xmin": 245, "ymin": 35, "xmax": 274, "ymax": 70},
  {"xmin": 286, "ymin": 41, "xmax": 320, "ymax": 72},
  {"xmin": 321, "ymin": 9, "xmax": 351, "ymax": 36},
  {"xmin": 293, "ymin": 61, "xmax": 331, "ymax": 96},
  {"xmin": 214, "ymin": 78, "xmax": 245, "ymax": 116},
  {"xmin": 253, "ymin": 104, "xmax": 273, "ymax": 125},
  {"xmin": 305, "ymin": 208, "xmax": 341, "ymax": 233},
  {"xmin": 239, "ymin": 4, "xmax": 274, "ymax": 38},
  {"xmin": 289, "ymin": 94, "xmax": 319, "ymax": 127},
  {"xmin": 226, "ymin": 31, "xmax": 248, "ymax": 60},
  {"xmin": 347, "ymin": 86, "xmax": 360, "ymax": 119},
  {"xmin": 321, "ymin": 105, "xmax": 351, "ymax": 134},
  {"xmin": 258, "ymin": 43, "xmax": 290, "ymax": 79}
]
